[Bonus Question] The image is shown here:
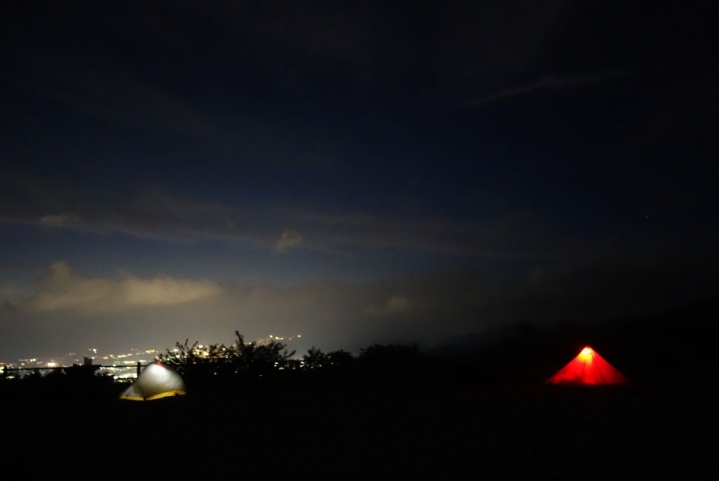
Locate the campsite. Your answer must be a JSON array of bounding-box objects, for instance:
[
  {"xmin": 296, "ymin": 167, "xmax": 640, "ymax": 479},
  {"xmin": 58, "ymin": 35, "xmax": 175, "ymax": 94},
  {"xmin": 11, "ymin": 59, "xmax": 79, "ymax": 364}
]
[
  {"xmin": 2, "ymin": 300, "xmax": 715, "ymax": 479},
  {"xmin": 2, "ymin": 1, "xmax": 714, "ymax": 478}
]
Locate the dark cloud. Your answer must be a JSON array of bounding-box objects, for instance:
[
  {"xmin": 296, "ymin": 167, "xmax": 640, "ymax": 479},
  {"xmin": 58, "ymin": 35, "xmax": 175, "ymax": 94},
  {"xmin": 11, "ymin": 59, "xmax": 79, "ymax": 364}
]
[
  {"xmin": 0, "ymin": 260, "xmax": 48, "ymax": 273},
  {"xmin": 0, "ymin": 180, "xmax": 622, "ymax": 260}
]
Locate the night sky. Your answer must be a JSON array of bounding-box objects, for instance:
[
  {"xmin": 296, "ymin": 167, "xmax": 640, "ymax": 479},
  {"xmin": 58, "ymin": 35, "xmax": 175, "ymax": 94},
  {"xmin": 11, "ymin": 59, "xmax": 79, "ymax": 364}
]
[{"xmin": 1, "ymin": 1, "xmax": 716, "ymax": 360}]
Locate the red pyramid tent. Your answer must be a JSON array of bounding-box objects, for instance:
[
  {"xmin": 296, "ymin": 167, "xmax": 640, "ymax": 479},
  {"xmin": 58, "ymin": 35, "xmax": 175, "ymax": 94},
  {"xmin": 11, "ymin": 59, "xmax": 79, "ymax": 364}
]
[{"xmin": 547, "ymin": 346, "xmax": 629, "ymax": 385}]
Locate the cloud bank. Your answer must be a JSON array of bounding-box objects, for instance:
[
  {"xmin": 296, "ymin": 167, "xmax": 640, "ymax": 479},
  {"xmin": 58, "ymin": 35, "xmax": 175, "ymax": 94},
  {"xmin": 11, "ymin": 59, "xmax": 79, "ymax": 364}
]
[
  {"xmin": 13, "ymin": 261, "xmax": 222, "ymax": 313},
  {"xmin": 0, "ymin": 256, "xmax": 713, "ymax": 361}
]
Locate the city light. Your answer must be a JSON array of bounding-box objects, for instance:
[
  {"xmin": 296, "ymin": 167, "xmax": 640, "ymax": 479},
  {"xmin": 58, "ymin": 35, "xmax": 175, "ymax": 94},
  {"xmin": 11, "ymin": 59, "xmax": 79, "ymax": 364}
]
[{"xmin": 0, "ymin": 332, "xmax": 303, "ymax": 380}]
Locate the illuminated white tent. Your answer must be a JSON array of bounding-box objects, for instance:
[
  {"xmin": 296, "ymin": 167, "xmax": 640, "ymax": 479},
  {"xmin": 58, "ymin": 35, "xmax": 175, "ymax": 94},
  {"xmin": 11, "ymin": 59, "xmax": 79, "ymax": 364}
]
[{"xmin": 119, "ymin": 361, "xmax": 186, "ymax": 401}]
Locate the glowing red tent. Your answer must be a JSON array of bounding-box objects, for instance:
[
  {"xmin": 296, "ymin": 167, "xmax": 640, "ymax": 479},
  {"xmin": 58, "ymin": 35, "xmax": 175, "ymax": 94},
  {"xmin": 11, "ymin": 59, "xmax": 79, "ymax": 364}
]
[{"xmin": 547, "ymin": 346, "xmax": 629, "ymax": 385}]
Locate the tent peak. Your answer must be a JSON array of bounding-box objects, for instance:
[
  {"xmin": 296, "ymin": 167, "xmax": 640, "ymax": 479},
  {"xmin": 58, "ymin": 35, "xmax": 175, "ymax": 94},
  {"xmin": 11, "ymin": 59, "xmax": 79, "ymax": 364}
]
[
  {"xmin": 119, "ymin": 361, "xmax": 186, "ymax": 401},
  {"xmin": 547, "ymin": 346, "xmax": 629, "ymax": 385}
]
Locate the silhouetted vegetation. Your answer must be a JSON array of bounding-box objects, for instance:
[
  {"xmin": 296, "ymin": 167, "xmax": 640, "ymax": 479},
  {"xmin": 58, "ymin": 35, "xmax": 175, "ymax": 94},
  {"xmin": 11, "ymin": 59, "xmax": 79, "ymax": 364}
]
[
  {"xmin": 0, "ymin": 363, "xmax": 116, "ymax": 400},
  {"xmin": 1, "ymin": 297, "xmax": 716, "ymax": 399},
  {"xmin": 2, "ymin": 299, "xmax": 716, "ymax": 479},
  {"xmin": 155, "ymin": 330, "xmax": 296, "ymax": 391}
]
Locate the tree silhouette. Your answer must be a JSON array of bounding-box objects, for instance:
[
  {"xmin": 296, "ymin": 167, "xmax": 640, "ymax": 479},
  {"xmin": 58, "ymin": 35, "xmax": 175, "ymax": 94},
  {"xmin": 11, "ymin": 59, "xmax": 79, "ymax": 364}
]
[
  {"xmin": 157, "ymin": 330, "xmax": 296, "ymax": 388},
  {"xmin": 326, "ymin": 350, "xmax": 354, "ymax": 369},
  {"xmin": 234, "ymin": 331, "xmax": 296, "ymax": 376},
  {"xmin": 303, "ymin": 347, "xmax": 327, "ymax": 369}
]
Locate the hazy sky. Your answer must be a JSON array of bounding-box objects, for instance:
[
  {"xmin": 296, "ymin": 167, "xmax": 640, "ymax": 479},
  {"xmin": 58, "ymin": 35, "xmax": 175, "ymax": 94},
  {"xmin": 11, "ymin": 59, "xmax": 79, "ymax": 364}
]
[{"xmin": 0, "ymin": 1, "xmax": 716, "ymax": 360}]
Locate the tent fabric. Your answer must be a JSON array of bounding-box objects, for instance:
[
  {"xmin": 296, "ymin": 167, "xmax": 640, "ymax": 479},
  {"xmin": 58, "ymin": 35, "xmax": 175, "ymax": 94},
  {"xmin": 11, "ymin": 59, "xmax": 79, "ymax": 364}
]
[
  {"xmin": 547, "ymin": 346, "xmax": 629, "ymax": 385},
  {"xmin": 119, "ymin": 382, "xmax": 145, "ymax": 401},
  {"xmin": 120, "ymin": 362, "xmax": 186, "ymax": 401}
]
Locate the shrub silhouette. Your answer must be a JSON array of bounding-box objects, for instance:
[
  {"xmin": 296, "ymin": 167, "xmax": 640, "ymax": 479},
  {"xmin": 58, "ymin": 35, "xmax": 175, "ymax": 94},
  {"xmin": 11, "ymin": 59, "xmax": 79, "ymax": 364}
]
[
  {"xmin": 303, "ymin": 347, "xmax": 354, "ymax": 370},
  {"xmin": 157, "ymin": 330, "xmax": 295, "ymax": 390},
  {"xmin": 1, "ymin": 298, "xmax": 713, "ymax": 399},
  {"xmin": 0, "ymin": 364, "xmax": 114, "ymax": 400}
]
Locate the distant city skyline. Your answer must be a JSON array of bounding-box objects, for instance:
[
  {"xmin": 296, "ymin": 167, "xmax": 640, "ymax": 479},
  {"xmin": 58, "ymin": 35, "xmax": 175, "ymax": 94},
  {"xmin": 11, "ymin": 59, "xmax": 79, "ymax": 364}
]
[{"xmin": 0, "ymin": 333, "xmax": 307, "ymax": 369}]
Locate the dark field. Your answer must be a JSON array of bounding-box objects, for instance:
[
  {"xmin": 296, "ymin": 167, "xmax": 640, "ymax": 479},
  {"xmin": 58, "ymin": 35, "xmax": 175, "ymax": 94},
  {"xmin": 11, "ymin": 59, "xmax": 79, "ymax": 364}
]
[{"xmin": 5, "ymin": 384, "xmax": 714, "ymax": 479}]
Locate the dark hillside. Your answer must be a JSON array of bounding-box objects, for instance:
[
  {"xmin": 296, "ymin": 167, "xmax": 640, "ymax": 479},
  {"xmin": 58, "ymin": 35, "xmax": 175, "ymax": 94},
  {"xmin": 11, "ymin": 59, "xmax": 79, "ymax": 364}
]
[{"xmin": 432, "ymin": 297, "xmax": 717, "ymax": 389}]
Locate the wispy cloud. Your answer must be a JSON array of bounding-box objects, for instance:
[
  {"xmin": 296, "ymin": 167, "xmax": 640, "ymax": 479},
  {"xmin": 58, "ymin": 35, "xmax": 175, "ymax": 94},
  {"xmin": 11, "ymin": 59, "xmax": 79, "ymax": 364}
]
[
  {"xmin": 465, "ymin": 71, "xmax": 629, "ymax": 108},
  {"xmin": 39, "ymin": 214, "xmax": 82, "ymax": 227},
  {"xmin": 0, "ymin": 182, "xmax": 617, "ymax": 260},
  {"xmin": 366, "ymin": 294, "xmax": 410, "ymax": 317},
  {"xmin": 276, "ymin": 229, "xmax": 303, "ymax": 252}
]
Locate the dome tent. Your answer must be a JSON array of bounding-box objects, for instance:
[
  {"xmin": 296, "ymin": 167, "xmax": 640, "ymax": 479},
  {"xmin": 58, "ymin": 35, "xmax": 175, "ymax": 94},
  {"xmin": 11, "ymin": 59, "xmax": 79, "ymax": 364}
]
[
  {"xmin": 120, "ymin": 361, "xmax": 186, "ymax": 401},
  {"xmin": 547, "ymin": 346, "xmax": 629, "ymax": 385}
]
